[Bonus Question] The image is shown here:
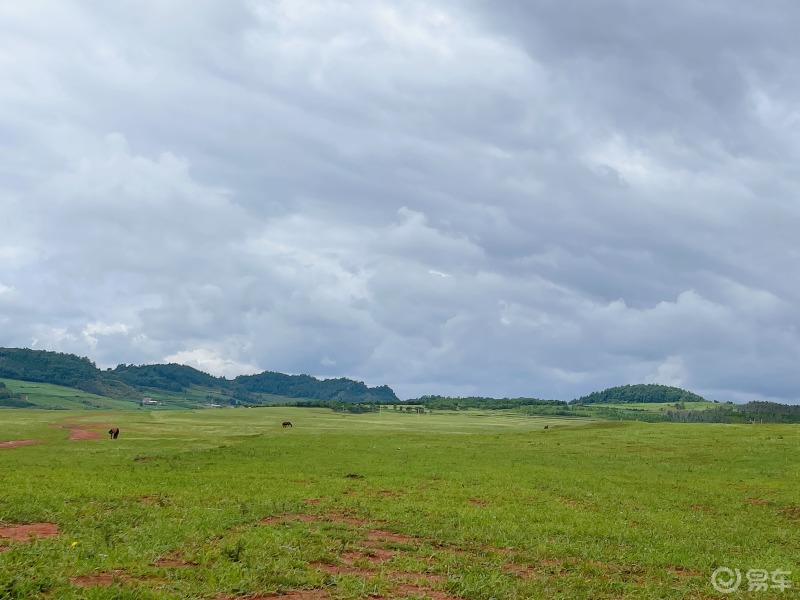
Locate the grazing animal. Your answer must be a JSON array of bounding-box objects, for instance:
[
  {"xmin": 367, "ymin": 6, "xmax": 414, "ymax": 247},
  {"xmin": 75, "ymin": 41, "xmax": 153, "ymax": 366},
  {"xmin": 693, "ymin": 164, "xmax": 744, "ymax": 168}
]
[
  {"xmin": 282, "ymin": 421, "xmax": 293, "ymax": 428},
  {"xmin": 543, "ymin": 425, "xmax": 549, "ymax": 430},
  {"xmin": 108, "ymin": 427, "xmax": 120, "ymax": 439}
]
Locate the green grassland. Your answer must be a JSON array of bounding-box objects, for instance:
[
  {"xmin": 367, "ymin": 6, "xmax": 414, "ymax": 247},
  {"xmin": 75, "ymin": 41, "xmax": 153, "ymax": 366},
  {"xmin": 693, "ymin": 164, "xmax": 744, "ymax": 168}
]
[
  {"xmin": 0, "ymin": 378, "xmax": 300, "ymax": 411},
  {"xmin": 0, "ymin": 408, "xmax": 797, "ymax": 599},
  {"xmin": 143, "ymin": 388, "xmax": 301, "ymax": 409},
  {"xmin": 0, "ymin": 379, "xmax": 139, "ymax": 411}
]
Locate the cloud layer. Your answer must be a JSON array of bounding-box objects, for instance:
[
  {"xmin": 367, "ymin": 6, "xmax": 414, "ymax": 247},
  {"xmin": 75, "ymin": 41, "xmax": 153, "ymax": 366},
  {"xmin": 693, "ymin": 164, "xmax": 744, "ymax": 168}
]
[{"xmin": 2, "ymin": 1, "xmax": 799, "ymax": 402}]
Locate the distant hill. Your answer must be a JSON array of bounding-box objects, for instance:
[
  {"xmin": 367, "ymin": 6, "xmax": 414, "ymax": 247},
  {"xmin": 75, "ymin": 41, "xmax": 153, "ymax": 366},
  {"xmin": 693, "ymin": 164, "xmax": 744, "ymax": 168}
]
[
  {"xmin": 0, "ymin": 347, "xmax": 399, "ymax": 408},
  {"xmin": 0, "ymin": 347, "xmax": 103, "ymax": 388},
  {"xmin": 571, "ymin": 384, "xmax": 706, "ymax": 405}
]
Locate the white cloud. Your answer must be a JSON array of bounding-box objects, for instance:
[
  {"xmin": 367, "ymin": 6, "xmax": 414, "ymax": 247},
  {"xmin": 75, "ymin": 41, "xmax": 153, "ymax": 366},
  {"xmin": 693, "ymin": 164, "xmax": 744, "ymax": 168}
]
[
  {"xmin": 82, "ymin": 321, "xmax": 131, "ymax": 350},
  {"xmin": 646, "ymin": 356, "xmax": 689, "ymax": 388},
  {"xmin": 163, "ymin": 348, "xmax": 259, "ymax": 379}
]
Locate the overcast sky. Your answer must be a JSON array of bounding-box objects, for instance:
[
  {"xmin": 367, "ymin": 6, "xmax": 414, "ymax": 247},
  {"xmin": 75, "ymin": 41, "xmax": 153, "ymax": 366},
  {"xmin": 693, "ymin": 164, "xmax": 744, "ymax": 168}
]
[{"xmin": 2, "ymin": 1, "xmax": 799, "ymax": 403}]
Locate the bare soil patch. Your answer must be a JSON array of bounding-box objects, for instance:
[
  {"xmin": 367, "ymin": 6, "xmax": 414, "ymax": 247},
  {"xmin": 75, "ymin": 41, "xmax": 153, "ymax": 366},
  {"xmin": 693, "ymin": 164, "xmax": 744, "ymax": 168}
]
[
  {"xmin": 0, "ymin": 522, "xmax": 59, "ymax": 541},
  {"xmin": 0, "ymin": 440, "xmax": 38, "ymax": 449},
  {"xmin": 258, "ymin": 512, "xmax": 462, "ymax": 597},
  {"xmin": 258, "ymin": 512, "xmax": 462, "ymax": 599},
  {"xmin": 778, "ymin": 503, "xmax": 800, "ymax": 520},
  {"xmin": 70, "ymin": 574, "xmax": 117, "ymax": 587},
  {"xmin": 392, "ymin": 583, "xmax": 462, "ymax": 600},
  {"xmin": 310, "ymin": 561, "xmax": 375, "ymax": 578},
  {"xmin": 363, "ymin": 547, "xmax": 395, "ymax": 562},
  {"xmin": 259, "ymin": 512, "xmax": 379, "ymax": 527},
  {"xmin": 219, "ymin": 591, "xmax": 330, "ymax": 600},
  {"xmin": 70, "ymin": 571, "xmax": 159, "ymax": 587},
  {"xmin": 339, "ymin": 546, "xmax": 395, "ymax": 567},
  {"xmin": 152, "ymin": 552, "xmax": 197, "ymax": 567},
  {"xmin": 51, "ymin": 421, "xmax": 113, "ymax": 441},
  {"xmin": 746, "ymin": 498, "xmax": 769, "ymax": 506},
  {"xmin": 260, "ymin": 514, "xmax": 320, "ymax": 525},
  {"xmin": 502, "ymin": 563, "xmax": 539, "ymax": 577},
  {"xmin": 502, "ymin": 561, "xmax": 566, "ymax": 578},
  {"xmin": 68, "ymin": 428, "xmax": 104, "ymax": 440},
  {"xmin": 667, "ymin": 565, "xmax": 702, "ymax": 577},
  {"xmin": 267, "ymin": 593, "xmax": 329, "ymax": 600},
  {"xmin": 370, "ymin": 489, "xmax": 402, "ymax": 498},
  {"xmin": 366, "ymin": 530, "xmax": 417, "ymax": 544},
  {"xmin": 327, "ymin": 512, "xmax": 373, "ymax": 526},
  {"xmin": 539, "ymin": 558, "xmax": 563, "ymax": 567},
  {"xmin": 393, "ymin": 572, "xmax": 447, "ymax": 584}
]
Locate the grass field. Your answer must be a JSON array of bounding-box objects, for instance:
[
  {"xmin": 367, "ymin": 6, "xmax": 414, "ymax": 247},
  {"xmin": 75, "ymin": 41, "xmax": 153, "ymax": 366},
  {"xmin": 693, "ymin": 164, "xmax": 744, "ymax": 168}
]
[
  {"xmin": 0, "ymin": 379, "xmax": 139, "ymax": 411},
  {"xmin": 0, "ymin": 408, "xmax": 797, "ymax": 599},
  {"xmin": 0, "ymin": 378, "xmax": 303, "ymax": 411}
]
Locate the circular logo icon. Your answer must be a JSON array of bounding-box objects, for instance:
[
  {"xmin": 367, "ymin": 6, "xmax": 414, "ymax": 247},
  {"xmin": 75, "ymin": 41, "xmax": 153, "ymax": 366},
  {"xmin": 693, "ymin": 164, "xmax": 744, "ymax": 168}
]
[{"xmin": 711, "ymin": 566, "xmax": 742, "ymax": 593}]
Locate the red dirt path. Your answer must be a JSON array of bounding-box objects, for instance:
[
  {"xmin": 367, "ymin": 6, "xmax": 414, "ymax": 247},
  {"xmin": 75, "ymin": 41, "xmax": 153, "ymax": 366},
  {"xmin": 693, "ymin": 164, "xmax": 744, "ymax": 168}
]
[
  {"xmin": 69, "ymin": 570, "xmax": 160, "ymax": 587},
  {"xmin": 68, "ymin": 428, "xmax": 104, "ymax": 440},
  {"xmin": 0, "ymin": 523, "xmax": 59, "ymax": 541},
  {"xmin": 70, "ymin": 574, "xmax": 118, "ymax": 587},
  {"xmin": 0, "ymin": 440, "xmax": 38, "ymax": 449},
  {"xmin": 218, "ymin": 592, "xmax": 330, "ymax": 600},
  {"xmin": 50, "ymin": 421, "xmax": 112, "ymax": 440}
]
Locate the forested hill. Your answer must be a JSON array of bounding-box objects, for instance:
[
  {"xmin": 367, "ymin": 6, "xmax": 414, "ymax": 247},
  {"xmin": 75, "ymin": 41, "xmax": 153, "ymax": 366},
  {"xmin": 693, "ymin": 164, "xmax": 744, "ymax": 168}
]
[
  {"xmin": 571, "ymin": 384, "xmax": 706, "ymax": 405},
  {"xmin": 234, "ymin": 371, "xmax": 397, "ymax": 403},
  {"xmin": 0, "ymin": 347, "xmax": 398, "ymax": 404},
  {"xmin": 0, "ymin": 348, "xmax": 102, "ymax": 388}
]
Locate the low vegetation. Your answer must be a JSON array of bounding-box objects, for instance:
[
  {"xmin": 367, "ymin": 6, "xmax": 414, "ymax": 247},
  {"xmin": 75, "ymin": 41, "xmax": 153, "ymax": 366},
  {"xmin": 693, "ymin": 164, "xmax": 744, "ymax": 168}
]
[{"xmin": 0, "ymin": 408, "xmax": 796, "ymax": 599}]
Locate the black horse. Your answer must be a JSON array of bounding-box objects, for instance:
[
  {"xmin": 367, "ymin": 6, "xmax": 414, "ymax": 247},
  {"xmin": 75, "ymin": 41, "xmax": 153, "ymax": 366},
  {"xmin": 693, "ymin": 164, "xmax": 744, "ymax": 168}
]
[
  {"xmin": 108, "ymin": 427, "xmax": 120, "ymax": 439},
  {"xmin": 282, "ymin": 421, "xmax": 292, "ymax": 428}
]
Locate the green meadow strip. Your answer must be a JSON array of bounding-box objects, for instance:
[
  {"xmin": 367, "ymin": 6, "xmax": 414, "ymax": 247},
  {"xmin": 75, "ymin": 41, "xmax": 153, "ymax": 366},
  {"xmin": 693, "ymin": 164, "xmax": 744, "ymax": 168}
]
[{"xmin": 0, "ymin": 408, "xmax": 797, "ymax": 599}]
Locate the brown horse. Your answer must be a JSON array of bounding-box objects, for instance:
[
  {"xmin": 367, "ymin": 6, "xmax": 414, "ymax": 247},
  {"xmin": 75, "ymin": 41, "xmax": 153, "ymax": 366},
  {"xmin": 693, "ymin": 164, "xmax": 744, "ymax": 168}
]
[
  {"xmin": 282, "ymin": 421, "xmax": 292, "ymax": 428},
  {"xmin": 108, "ymin": 427, "xmax": 120, "ymax": 439}
]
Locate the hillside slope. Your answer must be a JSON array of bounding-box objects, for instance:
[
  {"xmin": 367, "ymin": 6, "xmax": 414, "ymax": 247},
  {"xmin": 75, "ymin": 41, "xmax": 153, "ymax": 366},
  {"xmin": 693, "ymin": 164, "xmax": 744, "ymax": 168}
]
[{"xmin": 0, "ymin": 347, "xmax": 399, "ymax": 408}]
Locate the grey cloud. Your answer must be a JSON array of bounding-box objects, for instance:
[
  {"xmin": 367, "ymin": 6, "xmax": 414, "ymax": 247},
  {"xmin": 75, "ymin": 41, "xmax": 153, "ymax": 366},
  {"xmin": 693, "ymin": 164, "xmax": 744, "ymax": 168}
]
[{"xmin": 1, "ymin": 1, "xmax": 799, "ymax": 402}]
